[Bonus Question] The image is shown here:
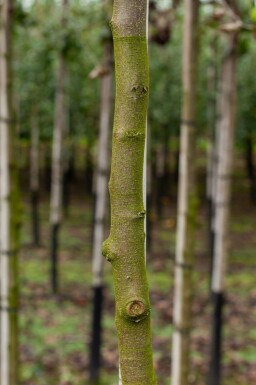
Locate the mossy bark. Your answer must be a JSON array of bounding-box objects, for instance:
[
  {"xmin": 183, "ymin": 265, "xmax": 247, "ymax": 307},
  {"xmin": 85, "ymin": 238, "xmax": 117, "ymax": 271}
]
[
  {"xmin": 171, "ymin": 1, "xmax": 199, "ymax": 385},
  {"xmin": 102, "ymin": 1, "xmax": 157, "ymax": 384}
]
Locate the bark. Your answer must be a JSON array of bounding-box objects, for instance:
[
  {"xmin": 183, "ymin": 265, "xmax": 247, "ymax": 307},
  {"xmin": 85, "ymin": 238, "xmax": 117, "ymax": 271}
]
[
  {"xmin": 102, "ymin": 1, "xmax": 157, "ymax": 384},
  {"xmin": 0, "ymin": 0, "xmax": 20, "ymax": 384},
  {"xmin": 89, "ymin": 39, "xmax": 113, "ymax": 384},
  {"xmin": 50, "ymin": 0, "xmax": 68, "ymax": 294},
  {"xmin": 30, "ymin": 111, "xmax": 40, "ymax": 246},
  {"xmin": 208, "ymin": 31, "xmax": 238, "ymax": 385},
  {"xmin": 171, "ymin": 1, "xmax": 199, "ymax": 385}
]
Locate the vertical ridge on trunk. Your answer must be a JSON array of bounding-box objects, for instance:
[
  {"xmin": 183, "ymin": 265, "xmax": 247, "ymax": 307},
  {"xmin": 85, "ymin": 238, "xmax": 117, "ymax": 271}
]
[
  {"xmin": 102, "ymin": 1, "xmax": 157, "ymax": 384},
  {"xmin": 208, "ymin": 31, "xmax": 238, "ymax": 385},
  {"xmin": 171, "ymin": 1, "xmax": 199, "ymax": 385},
  {"xmin": 50, "ymin": 0, "xmax": 68, "ymax": 294}
]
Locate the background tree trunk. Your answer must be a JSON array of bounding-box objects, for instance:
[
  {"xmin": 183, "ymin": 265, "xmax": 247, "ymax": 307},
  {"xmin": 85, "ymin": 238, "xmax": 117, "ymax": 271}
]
[
  {"xmin": 89, "ymin": 39, "xmax": 113, "ymax": 384},
  {"xmin": 208, "ymin": 31, "xmax": 238, "ymax": 385},
  {"xmin": 0, "ymin": 0, "xmax": 20, "ymax": 383},
  {"xmin": 50, "ymin": 0, "xmax": 68, "ymax": 294},
  {"xmin": 62, "ymin": 93, "xmax": 72, "ymax": 218},
  {"xmin": 102, "ymin": 1, "xmax": 157, "ymax": 383},
  {"xmin": 206, "ymin": 35, "xmax": 219, "ymax": 289},
  {"xmin": 171, "ymin": 1, "xmax": 199, "ymax": 385}
]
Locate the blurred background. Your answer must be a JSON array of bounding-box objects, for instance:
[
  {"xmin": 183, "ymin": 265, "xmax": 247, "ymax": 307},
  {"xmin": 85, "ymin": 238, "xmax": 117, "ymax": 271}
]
[{"xmin": 0, "ymin": 0, "xmax": 256, "ymax": 384}]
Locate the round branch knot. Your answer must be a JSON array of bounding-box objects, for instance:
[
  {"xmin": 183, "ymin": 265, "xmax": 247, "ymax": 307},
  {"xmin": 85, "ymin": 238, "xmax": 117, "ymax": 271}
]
[{"xmin": 127, "ymin": 300, "xmax": 146, "ymax": 318}]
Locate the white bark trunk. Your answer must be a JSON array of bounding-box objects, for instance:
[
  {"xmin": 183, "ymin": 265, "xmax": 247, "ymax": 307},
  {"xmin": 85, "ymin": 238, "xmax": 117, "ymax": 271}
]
[
  {"xmin": 0, "ymin": 0, "xmax": 11, "ymax": 383},
  {"xmin": 172, "ymin": 1, "xmax": 199, "ymax": 385},
  {"xmin": 92, "ymin": 42, "xmax": 113, "ymax": 287},
  {"xmin": 211, "ymin": 33, "xmax": 237, "ymax": 293},
  {"xmin": 50, "ymin": 0, "xmax": 68, "ymax": 225},
  {"xmin": 206, "ymin": 43, "xmax": 218, "ymax": 202}
]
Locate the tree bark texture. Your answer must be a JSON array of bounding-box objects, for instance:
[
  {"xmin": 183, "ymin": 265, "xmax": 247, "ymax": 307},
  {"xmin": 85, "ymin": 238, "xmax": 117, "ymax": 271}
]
[
  {"xmin": 0, "ymin": 0, "xmax": 20, "ymax": 384},
  {"xmin": 171, "ymin": 1, "xmax": 199, "ymax": 385},
  {"xmin": 102, "ymin": 1, "xmax": 157, "ymax": 384},
  {"xmin": 208, "ymin": 31, "xmax": 238, "ymax": 385}
]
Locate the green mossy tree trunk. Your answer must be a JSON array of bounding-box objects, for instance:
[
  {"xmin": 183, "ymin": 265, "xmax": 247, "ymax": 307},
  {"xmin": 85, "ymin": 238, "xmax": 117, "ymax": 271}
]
[
  {"xmin": 0, "ymin": 0, "xmax": 20, "ymax": 384},
  {"xmin": 171, "ymin": 1, "xmax": 199, "ymax": 385},
  {"xmin": 102, "ymin": 1, "xmax": 157, "ymax": 384}
]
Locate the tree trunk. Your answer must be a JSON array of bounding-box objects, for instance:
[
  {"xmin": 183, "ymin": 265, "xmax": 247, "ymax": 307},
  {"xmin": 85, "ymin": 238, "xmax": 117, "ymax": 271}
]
[
  {"xmin": 0, "ymin": 0, "xmax": 20, "ymax": 384},
  {"xmin": 171, "ymin": 1, "xmax": 199, "ymax": 385},
  {"xmin": 30, "ymin": 111, "xmax": 40, "ymax": 246},
  {"xmin": 62, "ymin": 93, "xmax": 71, "ymax": 218},
  {"xmin": 102, "ymin": 1, "xmax": 157, "ymax": 384},
  {"xmin": 206, "ymin": 35, "xmax": 218, "ymax": 289},
  {"xmin": 208, "ymin": 31, "xmax": 238, "ymax": 385},
  {"xmin": 89, "ymin": 39, "xmax": 113, "ymax": 384},
  {"xmin": 50, "ymin": 0, "xmax": 68, "ymax": 294}
]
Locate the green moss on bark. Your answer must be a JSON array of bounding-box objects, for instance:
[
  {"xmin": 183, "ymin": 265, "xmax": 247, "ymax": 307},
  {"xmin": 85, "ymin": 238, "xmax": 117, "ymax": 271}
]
[{"xmin": 102, "ymin": 2, "xmax": 157, "ymax": 384}]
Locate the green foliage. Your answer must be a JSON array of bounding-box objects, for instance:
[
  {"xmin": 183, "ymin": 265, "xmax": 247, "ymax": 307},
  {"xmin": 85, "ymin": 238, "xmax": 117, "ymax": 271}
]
[
  {"xmin": 237, "ymin": 39, "xmax": 256, "ymax": 144},
  {"xmin": 251, "ymin": 7, "xmax": 256, "ymax": 23},
  {"xmin": 14, "ymin": 0, "xmax": 104, "ymax": 141}
]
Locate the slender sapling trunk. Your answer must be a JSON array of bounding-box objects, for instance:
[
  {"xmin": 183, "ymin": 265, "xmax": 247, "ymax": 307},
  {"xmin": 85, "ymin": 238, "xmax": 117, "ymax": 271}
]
[
  {"xmin": 171, "ymin": 1, "xmax": 199, "ymax": 385},
  {"xmin": 102, "ymin": 1, "xmax": 157, "ymax": 384},
  {"xmin": 50, "ymin": 0, "xmax": 68, "ymax": 294},
  {"xmin": 208, "ymin": 31, "xmax": 238, "ymax": 385}
]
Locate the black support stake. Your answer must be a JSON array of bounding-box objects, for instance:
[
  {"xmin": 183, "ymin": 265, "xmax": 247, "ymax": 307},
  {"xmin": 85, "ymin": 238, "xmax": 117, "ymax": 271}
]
[
  {"xmin": 50, "ymin": 223, "xmax": 59, "ymax": 294},
  {"xmin": 207, "ymin": 291, "xmax": 224, "ymax": 385},
  {"xmin": 89, "ymin": 285, "xmax": 103, "ymax": 384}
]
